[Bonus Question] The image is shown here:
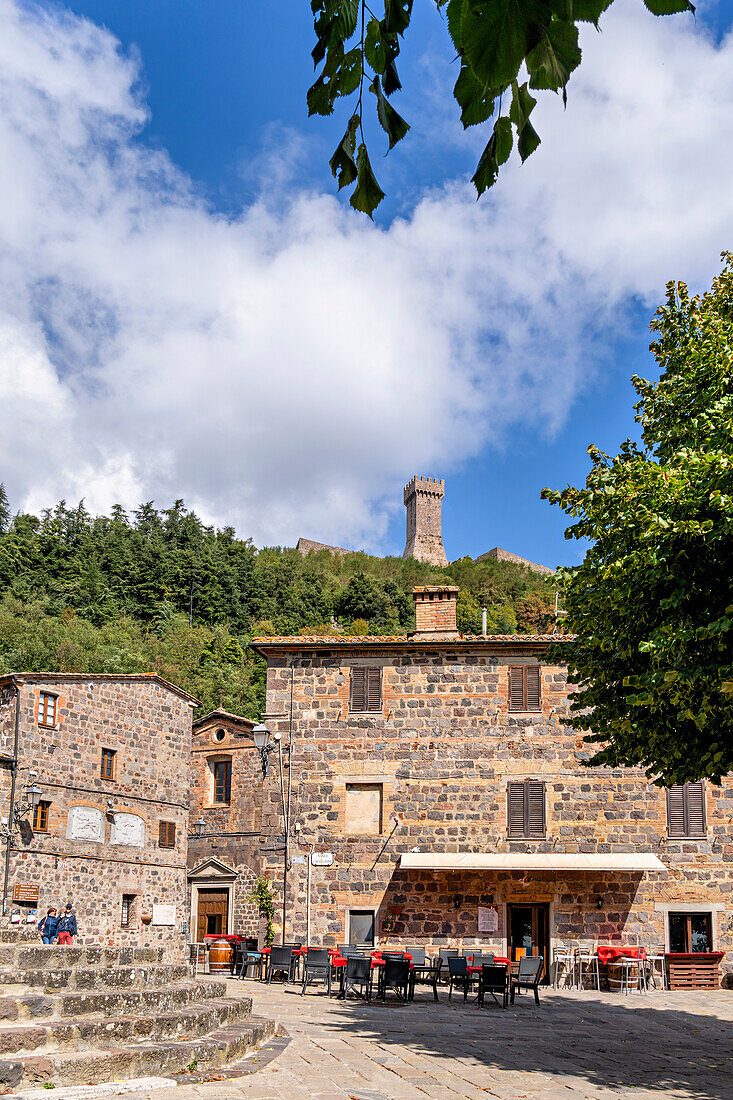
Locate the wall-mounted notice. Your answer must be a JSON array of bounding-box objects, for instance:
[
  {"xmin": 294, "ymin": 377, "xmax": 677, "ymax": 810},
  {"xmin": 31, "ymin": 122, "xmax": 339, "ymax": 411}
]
[
  {"xmin": 152, "ymin": 904, "xmax": 176, "ymax": 926},
  {"xmin": 311, "ymin": 852, "xmax": 334, "ymax": 866},
  {"xmin": 478, "ymin": 905, "xmax": 499, "ymax": 933}
]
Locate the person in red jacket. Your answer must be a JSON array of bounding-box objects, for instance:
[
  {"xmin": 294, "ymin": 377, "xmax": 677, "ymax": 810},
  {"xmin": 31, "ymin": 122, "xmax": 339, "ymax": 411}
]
[{"xmin": 57, "ymin": 903, "xmax": 77, "ymax": 945}]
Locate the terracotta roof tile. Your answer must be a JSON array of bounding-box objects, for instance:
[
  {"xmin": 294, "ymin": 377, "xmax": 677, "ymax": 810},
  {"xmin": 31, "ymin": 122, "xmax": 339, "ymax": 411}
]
[{"xmin": 250, "ymin": 633, "xmax": 572, "ymax": 646}]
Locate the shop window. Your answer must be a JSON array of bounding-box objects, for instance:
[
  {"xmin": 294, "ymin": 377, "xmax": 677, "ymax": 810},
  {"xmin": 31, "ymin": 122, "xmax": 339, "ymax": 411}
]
[
  {"xmin": 350, "ymin": 667, "xmax": 382, "ymax": 712},
  {"xmin": 349, "ymin": 909, "xmax": 375, "ymax": 947},
  {"xmin": 508, "ymin": 666, "xmax": 541, "ymax": 711},
  {"xmin": 158, "ymin": 820, "xmax": 176, "ymax": 848},
  {"xmin": 101, "ymin": 748, "xmax": 116, "ymax": 780},
  {"xmin": 212, "ymin": 758, "xmax": 232, "ymax": 804},
  {"xmin": 507, "ymin": 780, "xmax": 546, "ymax": 838},
  {"xmin": 345, "ymin": 784, "xmax": 382, "ymax": 835},
  {"xmin": 37, "ymin": 692, "xmax": 57, "ymax": 728},
  {"xmin": 666, "ymin": 782, "xmax": 706, "ymax": 838},
  {"xmin": 33, "ymin": 800, "xmax": 50, "ymax": 832},
  {"xmin": 121, "ymin": 894, "xmax": 136, "ymax": 928},
  {"xmin": 669, "ymin": 911, "xmax": 712, "ymax": 953}
]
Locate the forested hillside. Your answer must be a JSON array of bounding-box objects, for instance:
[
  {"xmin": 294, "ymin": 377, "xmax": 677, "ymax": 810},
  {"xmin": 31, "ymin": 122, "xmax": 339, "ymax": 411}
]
[{"xmin": 0, "ymin": 489, "xmax": 557, "ymax": 717}]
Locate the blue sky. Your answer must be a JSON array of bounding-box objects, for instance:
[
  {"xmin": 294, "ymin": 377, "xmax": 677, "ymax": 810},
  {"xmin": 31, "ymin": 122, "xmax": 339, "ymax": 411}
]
[{"xmin": 2, "ymin": 0, "xmax": 733, "ymax": 567}]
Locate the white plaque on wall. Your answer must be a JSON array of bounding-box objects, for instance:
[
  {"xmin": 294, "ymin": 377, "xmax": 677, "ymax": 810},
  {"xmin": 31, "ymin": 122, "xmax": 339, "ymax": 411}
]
[
  {"xmin": 111, "ymin": 813, "xmax": 145, "ymax": 848},
  {"xmin": 67, "ymin": 806, "xmax": 104, "ymax": 842},
  {"xmin": 152, "ymin": 904, "xmax": 176, "ymax": 926},
  {"xmin": 478, "ymin": 905, "xmax": 499, "ymax": 933}
]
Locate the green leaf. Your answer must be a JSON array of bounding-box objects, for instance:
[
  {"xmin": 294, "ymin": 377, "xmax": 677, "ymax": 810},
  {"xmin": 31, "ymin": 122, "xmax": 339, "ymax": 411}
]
[
  {"xmin": 492, "ymin": 115, "xmax": 513, "ymax": 165},
  {"xmin": 307, "ymin": 74, "xmax": 334, "ymax": 117},
  {"xmin": 370, "ymin": 76, "xmax": 411, "ymax": 150},
  {"xmin": 527, "ymin": 21, "xmax": 581, "ymax": 90},
  {"xmin": 350, "ymin": 143, "xmax": 385, "ymax": 217},
  {"xmin": 338, "ymin": 47, "xmax": 362, "ymax": 95},
  {"xmin": 472, "ymin": 114, "xmax": 514, "ymax": 196},
  {"xmin": 383, "ymin": 0, "xmax": 413, "ymax": 35},
  {"xmin": 460, "ymin": 0, "xmax": 550, "ymax": 96},
  {"xmin": 454, "ymin": 64, "xmax": 495, "ymax": 128},
  {"xmin": 572, "ymin": 0, "xmax": 613, "ymax": 22},
  {"xmin": 329, "ymin": 114, "xmax": 360, "ymax": 189},
  {"xmin": 335, "ymin": 0, "xmax": 360, "ymax": 39},
  {"xmin": 446, "ymin": 0, "xmax": 466, "ymax": 51},
  {"xmin": 509, "ymin": 80, "xmax": 537, "ymax": 132},
  {"xmin": 642, "ymin": 0, "xmax": 693, "ymax": 13},
  {"xmin": 365, "ymin": 17, "xmax": 387, "ymax": 74},
  {"xmin": 517, "ymin": 117, "xmax": 540, "ymax": 161}
]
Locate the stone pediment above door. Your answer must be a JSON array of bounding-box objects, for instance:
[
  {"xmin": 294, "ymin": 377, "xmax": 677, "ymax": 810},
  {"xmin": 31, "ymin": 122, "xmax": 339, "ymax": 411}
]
[{"xmin": 188, "ymin": 857, "xmax": 238, "ymax": 882}]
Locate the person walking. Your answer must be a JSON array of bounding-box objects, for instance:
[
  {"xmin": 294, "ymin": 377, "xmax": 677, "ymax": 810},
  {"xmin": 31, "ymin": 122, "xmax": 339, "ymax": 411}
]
[
  {"xmin": 57, "ymin": 903, "xmax": 77, "ymax": 945},
  {"xmin": 38, "ymin": 907, "xmax": 59, "ymax": 944}
]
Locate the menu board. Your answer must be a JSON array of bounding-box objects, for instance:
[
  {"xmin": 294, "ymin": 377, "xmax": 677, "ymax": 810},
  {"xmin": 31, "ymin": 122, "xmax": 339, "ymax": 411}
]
[{"xmin": 478, "ymin": 905, "xmax": 499, "ymax": 933}]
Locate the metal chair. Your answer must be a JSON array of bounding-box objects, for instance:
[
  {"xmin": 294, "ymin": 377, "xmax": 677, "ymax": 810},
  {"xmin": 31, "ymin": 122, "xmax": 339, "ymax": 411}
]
[
  {"xmin": 381, "ymin": 957, "xmax": 410, "ymax": 1002},
  {"xmin": 237, "ymin": 937, "xmax": 262, "ymax": 980},
  {"xmin": 342, "ymin": 954, "xmax": 372, "ymax": 1001},
  {"xmin": 447, "ymin": 956, "xmax": 475, "ymax": 1002},
  {"xmin": 188, "ymin": 942, "xmax": 207, "ymax": 977},
  {"xmin": 407, "ymin": 947, "xmax": 426, "ymax": 965},
  {"xmin": 409, "ymin": 956, "xmax": 441, "ymax": 1002},
  {"xmin": 510, "ymin": 956, "xmax": 544, "ymax": 1006},
  {"xmin": 267, "ymin": 945, "xmax": 295, "ymax": 986},
  {"xmin": 439, "ymin": 947, "xmax": 461, "ymax": 983},
  {"xmin": 574, "ymin": 943, "xmax": 600, "ymax": 991},
  {"xmin": 301, "ymin": 947, "xmax": 331, "ymax": 996},
  {"xmin": 552, "ymin": 940, "xmax": 575, "ymax": 989},
  {"xmin": 478, "ymin": 963, "xmax": 509, "ymax": 1009},
  {"xmin": 644, "ymin": 946, "xmax": 667, "ymax": 990}
]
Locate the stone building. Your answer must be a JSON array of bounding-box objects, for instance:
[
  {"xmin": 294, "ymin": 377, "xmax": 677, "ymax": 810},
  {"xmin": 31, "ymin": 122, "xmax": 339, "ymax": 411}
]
[
  {"xmin": 403, "ymin": 475, "xmax": 448, "ymax": 566},
  {"xmin": 187, "ymin": 709, "xmax": 264, "ymax": 943},
  {"xmin": 250, "ymin": 587, "xmax": 732, "ymax": 983},
  {"xmin": 0, "ymin": 673, "xmax": 196, "ymax": 957},
  {"xmin": 474, "ymin": 546, "xmax": 553, "ymax": 576}
]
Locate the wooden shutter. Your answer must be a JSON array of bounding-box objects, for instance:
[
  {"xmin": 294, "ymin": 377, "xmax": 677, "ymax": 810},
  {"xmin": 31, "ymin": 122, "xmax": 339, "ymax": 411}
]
[
  {"xmin": 507, "ymin": 782, "xmax": 526, "ymax": 836},
  {"xmin": 350, "ymin": 667, "xmax": 366, "ymax": 711},
  {"xmin": 159, "ymin": 821, "xmax": 176, "ymax": 848},
  {"xmin": 508, "ymin": 668, "xmax": 525, "ymax": 711},
  {"xmin": 525, "ymin": 665, "xmax": 541, "ymax": 710},
  {"xmin": 684, "ymin": 782, "xmax": 706, "ymax": 836},
  {"xmin": 666, "ymin": 786, "xmax": 686, "ymax": 837},
  {"xmin": 366, "ymin": 667, "xmax": 382, "ymax": 712},
  {"xmin": 526, "ymin": 781, "xmax": 546, "ymax": 837}
]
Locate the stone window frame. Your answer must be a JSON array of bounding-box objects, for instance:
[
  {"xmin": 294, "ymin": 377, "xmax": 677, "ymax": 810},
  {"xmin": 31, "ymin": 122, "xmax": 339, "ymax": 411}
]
[
  {"xmin": 207, "ymin": 755, "xmax": 233, "ymax": 806},
  {"xmin": 120, "ymin": 893, "xmax": 137, "ymax": 928},
  {"xmin": 654, "ymin": 902, "xmax": 723, "ymax": 952},
  {"xmin": 344, "ymin": 781, "xmax": 384, "ymax": 836},
  {"xmin": 346, "ymin": 907, "xmax": 378, "ymax": 948}
]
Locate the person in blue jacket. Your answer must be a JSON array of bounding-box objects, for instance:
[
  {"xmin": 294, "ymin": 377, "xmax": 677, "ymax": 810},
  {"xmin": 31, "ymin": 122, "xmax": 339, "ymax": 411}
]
[
  {"xmin": 57, "ymin": 903, "xmax": 77, "ymax": 945},
  {"xmin": 38, "ymin": 907, "xmax": 59, "ymax": 944}
]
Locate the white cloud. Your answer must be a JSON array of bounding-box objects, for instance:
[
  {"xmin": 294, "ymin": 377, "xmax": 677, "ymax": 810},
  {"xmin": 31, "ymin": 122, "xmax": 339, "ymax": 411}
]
[{"xmin": 0, "ymin": 0, "xmax": 732, "ymax": 549}]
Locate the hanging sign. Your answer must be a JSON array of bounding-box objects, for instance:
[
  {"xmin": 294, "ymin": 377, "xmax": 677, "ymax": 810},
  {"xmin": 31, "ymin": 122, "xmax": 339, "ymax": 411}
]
[
  {"xmin": 478, "ymin": 905, "xmax": 499, "ymax": 933},
  {"xmin": 13, "ymin": 884, "xmax": 39, "ymax": 904},
  {"xmin": 311, "ymin": 852, "xmax": 334, "ymax": 866}
]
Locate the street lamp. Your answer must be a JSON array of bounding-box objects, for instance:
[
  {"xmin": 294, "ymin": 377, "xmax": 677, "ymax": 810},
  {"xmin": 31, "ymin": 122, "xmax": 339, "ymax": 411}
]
[
  {"xmin": 192, "ymin": 819, "xmax": 206, "ymax": 838},
  {"xmin": 252, "ymin": 723, "xmax": 280, "ymax": 778},
  {"xmin": 26, "ymin": 786, "xmax": 42, "ymax": 812}
]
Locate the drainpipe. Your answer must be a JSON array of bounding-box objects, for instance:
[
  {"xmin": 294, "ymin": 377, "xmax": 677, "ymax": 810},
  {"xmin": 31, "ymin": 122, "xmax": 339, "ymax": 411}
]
[{"xmin": 2, "ymin": 678, "xmax": 21, "ymax": 916}]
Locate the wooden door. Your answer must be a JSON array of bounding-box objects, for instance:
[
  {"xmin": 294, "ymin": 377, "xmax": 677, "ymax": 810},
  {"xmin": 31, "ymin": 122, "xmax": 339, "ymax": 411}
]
[
  {"xmin": 196, "ymin": 888, "xmax": 229, "ymax": 941},
  {"xmin": 507, "ymin": 903, "xmax": 550, "ymax": 982}
]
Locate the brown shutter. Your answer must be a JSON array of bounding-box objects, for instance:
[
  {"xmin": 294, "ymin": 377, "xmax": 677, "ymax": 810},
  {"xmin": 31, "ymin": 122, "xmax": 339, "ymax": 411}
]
[
  {"xmin": 159, "ymin": 821, "xmax": 165, "ymax": 846},
  {"xmin": 507, "ymin": 782, "xmax": 525, "ymax": 836},
  {"xmin": 508, "ymin": 667, "xmax": 525, "ymax": 711},
  {"xmin": 526, "ymin": 781, "xmax": 546, "ymax": 836},
  {"xmin": 666, "ymin": 786, "xmax": 685, "ymax": 837},
  {"xmin": 525, "ymin": 665, "xmax": 541, "ymax": 710},
  {"xmin": 366, "ymin": 667, "xmax": 382, "ymax": 712},
  {"xmin": 350, "ymin": 668, "xmax": 366, "ymax": 711},
  {"xmin": 684, "ymin": 782, "xmax": 706, "ymax": 836}
]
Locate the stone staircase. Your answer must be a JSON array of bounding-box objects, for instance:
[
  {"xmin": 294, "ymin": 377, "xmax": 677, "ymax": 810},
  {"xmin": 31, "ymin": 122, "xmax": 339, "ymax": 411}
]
[{"xmin": 0, "ymin": 945, "xmax": 275, "ymax": 1091}]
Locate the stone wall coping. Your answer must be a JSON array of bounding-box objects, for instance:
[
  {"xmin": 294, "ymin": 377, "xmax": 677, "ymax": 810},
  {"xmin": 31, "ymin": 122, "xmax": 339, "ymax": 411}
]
[{"xmin": 1, "ymin": 672, "xmax": 199, "ymax": 705}]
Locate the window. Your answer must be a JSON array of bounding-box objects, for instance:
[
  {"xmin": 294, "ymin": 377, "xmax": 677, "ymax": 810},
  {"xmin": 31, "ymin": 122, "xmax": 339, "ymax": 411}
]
[
  {"xmin": 345, "ymin": 784, "xmax": 382, "ymax": 835},
  {"xmin": 37, "ymin": 692, "xmax": 57, "ymax": 728},
  {"xmin": 213, "ymin": 759, "xmax": 232, "ymax": 804},
  {"xmin": 121, "ymin": 894, "xmax": 136, "ymax": 928},
  {"xmin": 350, "ymin": 667, "xmax": 382, "ymax": 712},
  {"xmin": 507, "ymin": 780, "xmax": 546, "ymax": 838},
  {"xmin": 669, "ymin": 911, "xmax": 712, "ymax": 953},
  {"xmin": 508, "ymin": 666, "xmax": 541, "ymax": 711},
  {"xmin": 666, "ymin": 782, "xmax": 706, "ymax": 838},
  {"xmin": 214, "ymin": 728, "xmax": 226, "ymax": 742},
  {"xmin": 100, "ymin": 748, "xmax": 116, "ymax": 780},
  {"xmin": 33, "ymin": 800, "xmax": 50, "ymax": 832},
  {"xmin": 158, "ymin": 820, "xmax": 176, "ymax": 848},
  {"xmin": 348, "ymin": 909, "xmax": 375, "ymax": 947}
]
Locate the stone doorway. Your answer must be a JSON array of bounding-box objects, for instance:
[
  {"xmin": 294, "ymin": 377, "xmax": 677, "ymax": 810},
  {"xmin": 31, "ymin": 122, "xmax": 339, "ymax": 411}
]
[
  {"xmin": 507, "ymin": 902, "xmax": 550, "ymax": 982},
  {"xmin": 196, "ymin": 887, "xmax": 229, "ymax": 941}
]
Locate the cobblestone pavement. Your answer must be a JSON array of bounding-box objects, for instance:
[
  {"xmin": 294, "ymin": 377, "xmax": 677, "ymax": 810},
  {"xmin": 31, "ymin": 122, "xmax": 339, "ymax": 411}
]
[{"xmin": 37, "ymin": 979, "xmax": 733, "ymax": 1100}]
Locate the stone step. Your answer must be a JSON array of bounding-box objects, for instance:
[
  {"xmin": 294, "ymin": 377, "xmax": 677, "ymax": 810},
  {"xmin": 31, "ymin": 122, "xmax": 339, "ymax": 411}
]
[
  {"xmin": 0, "ymin": 1015, "xmax": 276, "ymax": 1089},
  {"xmin": 0, "ymin": 997, "xmax": 252, "ymax": 1055},
  {"xmin": 0, "ymin": 964, "xmax": 190, "ymax": 993},
  {"xmin": 0, "ymin": 947, "xmax": 164, "ymax": 970},
  {"xmin": 1, "ymin": 979, "xmax": 228, "ymax": 1022}
]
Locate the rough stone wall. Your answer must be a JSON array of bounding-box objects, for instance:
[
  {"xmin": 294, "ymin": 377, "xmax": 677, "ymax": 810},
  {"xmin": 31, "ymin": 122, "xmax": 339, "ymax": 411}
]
[
  {"xmin": 296, "ymin": 538, "xmax": 353, "ymax": 558},
  {"xmin": 258, "ymin": 645, "xmax": 733, "ymax": 981},
  {"xmin": 403, "ymin": 477, "xmax": 448, "ymax": 567},
  {"xmin": 474, "ymin": 547, "xmax": 554, "ymax": 576},
  {"xmin": 1, "ymin": 677, "xmax": 193, "ymax": 960}
]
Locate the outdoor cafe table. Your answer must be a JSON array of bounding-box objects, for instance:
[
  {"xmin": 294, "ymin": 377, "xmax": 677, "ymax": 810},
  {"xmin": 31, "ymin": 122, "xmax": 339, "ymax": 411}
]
[{"xmin": 466, "ymin": 957, "xmax": 511, "ymax": 1002}]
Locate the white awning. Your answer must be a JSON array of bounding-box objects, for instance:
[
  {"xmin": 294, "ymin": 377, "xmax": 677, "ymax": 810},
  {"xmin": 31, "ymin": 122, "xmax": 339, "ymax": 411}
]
[{"xmin": 399, "ymin": 852, "xmax": 665, "ymax": 872}]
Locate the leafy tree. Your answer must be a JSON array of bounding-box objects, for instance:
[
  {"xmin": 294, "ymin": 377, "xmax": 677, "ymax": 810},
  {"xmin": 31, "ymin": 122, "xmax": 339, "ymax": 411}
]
[
  {"xmin": 543, "ymin": 255, "xmax": 733, "ymax": 785},
  {"xmin": 310, "ymin": 0, "xmax": 694, "ymax": 216}
]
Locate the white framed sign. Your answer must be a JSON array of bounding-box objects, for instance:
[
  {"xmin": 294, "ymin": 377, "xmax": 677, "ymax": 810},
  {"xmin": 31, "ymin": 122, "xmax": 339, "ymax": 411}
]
[
  {"xmin": 152, "ymin": 904, "xmax": 176, "ymax": 926},
  {"xmin": 311, "ymin": 852, "xmax": 334, "ymax": 866},
  {"xmin": 478, "ymin": 905, "xmax": 499, "ymax": 933}
]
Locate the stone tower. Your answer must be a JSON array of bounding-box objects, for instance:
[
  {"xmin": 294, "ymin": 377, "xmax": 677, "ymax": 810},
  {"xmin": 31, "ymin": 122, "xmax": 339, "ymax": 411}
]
[{"xmin": 403, "ymin": 476, "xmax": 448, "ymax": 566}]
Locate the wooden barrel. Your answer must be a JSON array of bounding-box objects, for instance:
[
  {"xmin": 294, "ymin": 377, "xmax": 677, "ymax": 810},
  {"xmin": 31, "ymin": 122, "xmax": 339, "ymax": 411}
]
[{"xmin": 208, "ymin": 938, "xmax": 234, "ymax": 973}]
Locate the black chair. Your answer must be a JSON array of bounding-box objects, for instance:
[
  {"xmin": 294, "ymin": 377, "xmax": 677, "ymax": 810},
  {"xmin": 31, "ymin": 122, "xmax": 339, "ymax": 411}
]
[
  {"xmin": 409, "ymin": 956, "xmax": 441, "ymax": 1002},
  {"xmin": 473, "ymin": 953, "xmax": 495, "ymax": 968},
  {"xmin": 510, "ymin": 956, "xmax": 544, "ymax": 1006},
  {"xmin": 478, "ymin": 964, "xmax": 508, "ymax": 1009},
  {"xmin": 447, "ymin": 956, "xmax": 475, "ymax": 1002},
  {"xmin": 301, "ymin": 947, "xmax": 332, "ymax": 996},
  {"xmin": 267, "ymin": 945, "xmax": 294, "ymax": 985},
  {"xmin": 407, "ymin": 947, "xmax": 426, "ymax": 965},
  {"xmin": 342, "ymin": 954, "xmax": 372, "ymax": 1001},
  {"xmin": 381, "ymin": 957, "xmax": 411, "ymax": 1002},
  {"xmin": 237, "ymin": 937, "xmax": 262, "ymax": 980}
]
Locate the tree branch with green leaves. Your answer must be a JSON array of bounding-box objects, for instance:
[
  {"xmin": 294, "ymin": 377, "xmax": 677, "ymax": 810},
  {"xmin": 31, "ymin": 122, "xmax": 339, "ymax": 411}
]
[{"xmin": 309, "ymin": 0, "xmax": 694, "ymax": 217}]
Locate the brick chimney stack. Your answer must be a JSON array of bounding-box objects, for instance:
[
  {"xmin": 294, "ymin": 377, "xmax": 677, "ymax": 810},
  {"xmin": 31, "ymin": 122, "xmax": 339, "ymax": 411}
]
[{"xmin": 410, "ymin": 586, "xmax": 460, "ymax": 640}]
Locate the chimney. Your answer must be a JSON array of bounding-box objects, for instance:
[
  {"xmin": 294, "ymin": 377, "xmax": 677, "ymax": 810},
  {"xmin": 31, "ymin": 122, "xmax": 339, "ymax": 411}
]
[{"xmin": 410, "ymin": 586, "xmax": 460, "ymax": 640}]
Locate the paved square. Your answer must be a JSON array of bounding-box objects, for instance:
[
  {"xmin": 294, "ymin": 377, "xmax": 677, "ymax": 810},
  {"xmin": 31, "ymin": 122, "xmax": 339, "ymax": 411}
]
[{"xmin": 129, "ymin": 978, "xmax": 733, "ymax": 1100}]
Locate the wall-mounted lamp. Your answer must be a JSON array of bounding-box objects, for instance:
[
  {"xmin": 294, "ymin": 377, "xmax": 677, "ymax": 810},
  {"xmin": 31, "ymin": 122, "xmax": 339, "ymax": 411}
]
[
  {"xmin": 192, "ymin": 818, "xmax": 207, "ymax": 839},
  {"xmin": 0, "ymin": 782, "xmax": 43, "ymax": 838},
  {"xmin": 453, "ymin": 893, "xmax": 463, "ymax": 910},
  {"xmin": 595, "ymin": 895, "xmax": 604, "ymax": 910},
  {"xmin": 252, "ymin": 723, "xmax": 280, "ymax": 778}
]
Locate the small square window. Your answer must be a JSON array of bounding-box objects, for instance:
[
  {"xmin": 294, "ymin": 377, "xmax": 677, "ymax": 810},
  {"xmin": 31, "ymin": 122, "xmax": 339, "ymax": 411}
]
[
  {"xmin": 349, "ymin": 909, "xmax": 375, "ymax": 947},
  {"xmin": 33, "ymin": 801, "xmax": 50, "ymax": 832},
  {"xmin": 508, "ymin": 666, "xmax": 541, "ymax": 712},
  {"xmin": 37, "ymin": 692, "xmax": 57, "ymax": 728},
  {"xmin": 159, "ymin": 821, "xmax": 176, "ymax": 848},
  {"xmin": 345, "ymin": 784, "xmax": 383, "ymax": 835},
  {"xmin": 101, "ymin": 748, "xmax": 116, "ymax": 780}
]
